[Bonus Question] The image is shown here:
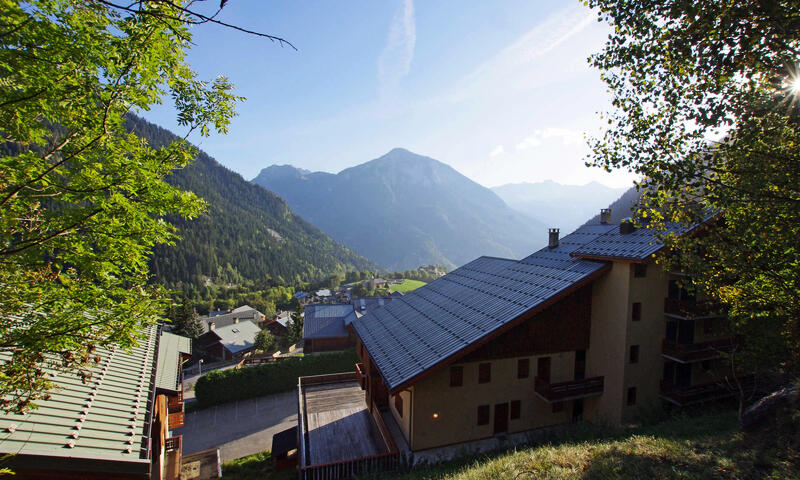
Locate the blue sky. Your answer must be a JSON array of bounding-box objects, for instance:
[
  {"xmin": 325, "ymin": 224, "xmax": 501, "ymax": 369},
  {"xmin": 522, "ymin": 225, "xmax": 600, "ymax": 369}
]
[{"xmin": 143, "ymin": 0, "xmax": 637, "ymax": 189}]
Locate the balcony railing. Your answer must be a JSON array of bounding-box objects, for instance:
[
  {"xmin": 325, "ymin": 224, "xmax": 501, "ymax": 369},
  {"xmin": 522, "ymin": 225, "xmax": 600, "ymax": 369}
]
[
  {"xmin": 660, "ymin": 375, "xmax": 755, "ymax": 406},
  {"xmin": 664, "ymin": 297, "xmax": 722, "ymax": 318},
  {"xmin": 165, "ymin": 435, "xmax": 182, "ymax": 452},
  {"xmin": 355, "ymin": 363, "xmax": 367, "ymax": 390},
  {"xmin": 164, "ymin": 435, "xmax": 182, "ymax": 480},
  {"xmin": 168, "ymin": 399, "xmax": 185, "ymax": 429},
  {"xmin": 662, "ymin": 337, "xmax": 740, "ymax": 363},
  {"xmin": 534, "ymin": 376, "xmax": 604, "ymax": 403}
]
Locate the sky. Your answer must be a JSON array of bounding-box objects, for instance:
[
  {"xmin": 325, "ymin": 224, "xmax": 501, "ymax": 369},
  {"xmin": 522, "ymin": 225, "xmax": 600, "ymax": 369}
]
[{"xmin": 143, "ymin": 0, "xmax": 638, "ymax": 189}]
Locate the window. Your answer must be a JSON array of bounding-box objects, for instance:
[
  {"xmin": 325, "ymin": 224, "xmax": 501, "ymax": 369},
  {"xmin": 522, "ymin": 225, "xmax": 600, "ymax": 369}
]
[
  {"xmin": 552, "ymin": 402, "xmax": 564, "ymax": 413},
  {"xmin": 634, "ymin": 264, "xmax": 647, "ymax": 277},
  {"xmin": 632, "ymin": 302, "xmax": 642, "ymax": 321},
  {"xmin": 517, "ymin": 358, "xmax": 530, "ymax": 379},
  {"xmin": 394, "ymin": 394, "xmax": 403, "ymax": 418},
  {"xmin": 510, "ymin": 400, "xmax": 521, "ymax": 420},
  {"xmin": 627, "ymin": 387, "xmax": 637, "ymax": 406},
  {"xmin": 629, "ymin": 345, "xmax": 640, "ymax": 364},
  {"xmin": 450, "ymin": 366, "xmax": 463, "ymax": 387},
  {"xmin": 477, "ymin": 404, "xmax": 490, "ymax": 425},
  {"xmin": 478, "ymin": 363, "xmax": 491, "ymax": 384}
]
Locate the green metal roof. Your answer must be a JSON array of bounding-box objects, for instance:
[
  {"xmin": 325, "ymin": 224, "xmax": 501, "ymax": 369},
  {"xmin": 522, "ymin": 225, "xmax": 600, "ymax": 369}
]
[
  {"xmin": 0, "ymin": 325, "xmax": 160, "ymax": 465},
  {"xmin": 156, "ymin": 332, "xmax": 191, "ymax": 393}
]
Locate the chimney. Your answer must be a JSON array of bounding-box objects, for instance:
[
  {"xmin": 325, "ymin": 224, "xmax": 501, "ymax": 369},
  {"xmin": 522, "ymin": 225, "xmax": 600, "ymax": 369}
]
[
  {"xmin": 209, "ymin": 322, "xmax": 215, "ymax": 331},
  {"xmin": 600, "ymin": 208, "xmax": 611, "ymax": 224},
  {"xmin": 548, "ymin": 228, "xmax": 560, "ymax": 248},
  {"xmin": 620, "ymin": 218, "xmax": 635, "ymax": 234}
]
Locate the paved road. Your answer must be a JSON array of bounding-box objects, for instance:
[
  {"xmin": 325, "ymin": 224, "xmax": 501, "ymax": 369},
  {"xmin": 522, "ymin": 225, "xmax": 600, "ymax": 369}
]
[{"xmin": 176, "ymin": 391, "xmax": 297, "ymax": 462}]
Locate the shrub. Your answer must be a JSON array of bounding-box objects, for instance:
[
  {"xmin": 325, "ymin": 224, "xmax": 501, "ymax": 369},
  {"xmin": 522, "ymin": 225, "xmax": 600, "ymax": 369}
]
[{"xmin": 194, "ymin": 350, "xmax": 358, "ymax": 408}]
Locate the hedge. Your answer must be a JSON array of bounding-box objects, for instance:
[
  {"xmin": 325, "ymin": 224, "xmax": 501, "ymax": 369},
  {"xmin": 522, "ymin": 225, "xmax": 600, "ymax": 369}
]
[{"xmin": 193, "ymin": 350, "xmax": 359, "ymax": 408}]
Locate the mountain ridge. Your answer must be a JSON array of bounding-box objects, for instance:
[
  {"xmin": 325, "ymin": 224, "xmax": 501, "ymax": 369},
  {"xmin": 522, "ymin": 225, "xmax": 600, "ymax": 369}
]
[
  {"xmin": 127, "ymin": 115, "xmax": 379, "ymax": 292},
  {"xmin": 252, "ymin": 148, "xmax": 548, "ymax": 271}
]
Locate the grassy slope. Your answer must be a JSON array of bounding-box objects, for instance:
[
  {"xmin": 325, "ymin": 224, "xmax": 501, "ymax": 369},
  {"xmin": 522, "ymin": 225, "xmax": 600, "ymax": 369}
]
[
  {"xmin": 390, "ymin": 279, "xmax": 427, "ymax": 293},
  {"xmin": 386, "ymin": 410, "xmax": 798, "ymax": 480}
]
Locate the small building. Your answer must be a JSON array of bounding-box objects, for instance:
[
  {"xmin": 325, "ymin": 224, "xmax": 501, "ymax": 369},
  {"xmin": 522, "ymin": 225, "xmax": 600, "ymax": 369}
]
[
  {"xmin": 302, "ymin": 304, "xmax": 357, "ymax": 353},
  {"xmin": 198, "ymin": 305, "xmax": 265, "ymax": 334},
  {"xmin": 197, "ymin": 320, "xmax": 261, "ymax": 361},
  {"xmin": 264, "ymin": 311, "xmax": 292, "ymax": 336},
  {"xmin": 0, "ymin": 326, "xmax": 191, "ymax": 480}
]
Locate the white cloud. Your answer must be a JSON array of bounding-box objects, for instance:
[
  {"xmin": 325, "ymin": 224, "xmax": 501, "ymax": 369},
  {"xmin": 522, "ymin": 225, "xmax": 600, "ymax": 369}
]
[
  {"xmin": 489, "ymin": 145, "xmax": 505, "ymax": 157},
  {"xmin": 377, "ymin": 0, "xmax": 416, "ymax": 99},
  {"xmin": 516, "ymin": 127, "xmax": 584, "ymax": 151}
]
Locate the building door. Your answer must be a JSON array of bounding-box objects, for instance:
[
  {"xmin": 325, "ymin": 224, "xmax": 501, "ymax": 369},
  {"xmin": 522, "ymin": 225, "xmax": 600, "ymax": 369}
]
[
  {"xmin": 494, "ymin": 403, "xmax": 508, "ymax": 434},
  {"xmin": 537, "ymin": 357, "xmax": 551, "ymax": 382},
  {"xmin": 572, "ymin": 399, "xmax": 584, "ymax": 422}
]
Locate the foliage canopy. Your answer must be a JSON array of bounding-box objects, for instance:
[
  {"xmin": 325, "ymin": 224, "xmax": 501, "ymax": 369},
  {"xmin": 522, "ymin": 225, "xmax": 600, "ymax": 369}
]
[
  {"xmin": 586, "ymin": 0, "xmax": 800, "ymax": 366},
  {"xmin": 0, "ymin": 0, "xmax": 287, "ymax": 412}
]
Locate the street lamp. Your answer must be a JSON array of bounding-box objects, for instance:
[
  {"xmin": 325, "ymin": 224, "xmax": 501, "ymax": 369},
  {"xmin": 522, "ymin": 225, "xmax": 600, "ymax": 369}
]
[{"xmin": 198, "ymin": 358, "xmax": 204, "ymax": 375}]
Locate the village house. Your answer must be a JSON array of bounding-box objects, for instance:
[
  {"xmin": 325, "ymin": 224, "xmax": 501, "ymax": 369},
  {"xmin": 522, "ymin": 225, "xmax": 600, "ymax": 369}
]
[
  {"xmin": 198, "ymin": 305, "xmax": 265, "ymax": 333},
  {"xmin": 196, "ymin": 320, "xmax": 261, "ymax": 361},
  {"xmin": 295, "ymin": 210, "xmax": 739, "ymax": 477},
  {"xmin": 0, "ymin": 326, "xmax": 191, "ymax": 480},
  {"xmin": 302, "ymin": 304, "xmax": 357, "ymax": 354}
]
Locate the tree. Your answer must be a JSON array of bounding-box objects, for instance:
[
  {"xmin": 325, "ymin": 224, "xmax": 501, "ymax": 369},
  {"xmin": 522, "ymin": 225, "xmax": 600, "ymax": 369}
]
[
  {"xmin": 0, "ymin": 0, "xmax": 291, "ymax": 413},
  {"xmin": 585, "ymin": 0, "xmax": 800, "ymax": 369},
  {"xmin": 171, "ymin": 298, "xmax": 203, "ymax": 339},
  {"xmin": 254, "ymin": 329, "xmax": 275, "ymax": 353},
  {"xmin": 286, "ymin": 307, "xmax": 304, "ymax": 346}
]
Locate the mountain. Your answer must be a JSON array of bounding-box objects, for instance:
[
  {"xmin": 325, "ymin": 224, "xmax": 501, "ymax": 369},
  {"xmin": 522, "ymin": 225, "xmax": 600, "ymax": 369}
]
[
  {"xmin": 584, "ymin": 186, "xmax": 640, "ymax": 225},
  {"xmin": 492, "ymin": 180, "xmax": 629, "ymax": 235},
  {"xmin": 126, "ymin": 116, "xmax": 378, "ymax": 291},
  {"xmin": 252, "ymin": 148, "xmax": 548, "ymax": 271}
]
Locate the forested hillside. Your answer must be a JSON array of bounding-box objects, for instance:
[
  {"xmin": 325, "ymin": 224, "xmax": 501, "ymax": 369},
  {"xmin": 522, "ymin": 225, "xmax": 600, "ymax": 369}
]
[{"xmin": 128, "ymin": 116, "xmax": 378, "ymax": 293}]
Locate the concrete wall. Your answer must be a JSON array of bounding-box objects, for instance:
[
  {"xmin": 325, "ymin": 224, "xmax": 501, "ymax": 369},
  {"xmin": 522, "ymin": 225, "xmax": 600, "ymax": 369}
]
[{"xmin": 407, "ymin": 353, "xmax": 573, "ymax": 451}]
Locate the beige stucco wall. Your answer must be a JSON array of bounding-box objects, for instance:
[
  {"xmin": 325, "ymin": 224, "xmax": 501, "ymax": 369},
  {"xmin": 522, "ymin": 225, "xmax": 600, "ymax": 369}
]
[
  {"xmin": 622, "ymin": 262, "xmax": 669, "ymax": 422},
  {"xmin": 389, "ymin": 388, "xmax": 413, "ymax": 443},
  {"xmin": 407, "ymin": 353, "xmax": 573, "ymax": 451},
  {"xmin": 584, "ymin": 261, "xmax": 630, "ymax": 425}
]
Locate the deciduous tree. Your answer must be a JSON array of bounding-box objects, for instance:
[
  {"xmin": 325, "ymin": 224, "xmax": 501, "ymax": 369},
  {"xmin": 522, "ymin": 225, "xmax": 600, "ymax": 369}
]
[
  {"xmin": 586, "ymin": 0, "xmax": 800, "ymax": 367},
  {"xmin": 0, "ymin": 0, "xmax": 290, "ymax": 412}
]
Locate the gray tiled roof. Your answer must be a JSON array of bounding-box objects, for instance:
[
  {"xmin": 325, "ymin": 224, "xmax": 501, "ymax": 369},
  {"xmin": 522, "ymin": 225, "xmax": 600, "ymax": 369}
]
[
  {"xmin": 352, "ymin": 297, "xmax": 395, "ymax": 315},
  {"xmin": 303, "ymin": 304, "xmax": 356, "ymax": 339},
  {"xmin": 212, "ymin": 321, "xmax": 260, "ymax": 355},
  {"xmin": 352, "ymin": 224, "xmax": 615, "ymax": 391},
  {"xmin": 0, "ymin": 325, "xmax": 160, "ymax": 463},
  {"xmin": 199, "ymin": 306, "xmax": 263, "ymax": 334},
  {"xmin": 572, "ymin": 216, "xmax": 713, "ymax": 261}
]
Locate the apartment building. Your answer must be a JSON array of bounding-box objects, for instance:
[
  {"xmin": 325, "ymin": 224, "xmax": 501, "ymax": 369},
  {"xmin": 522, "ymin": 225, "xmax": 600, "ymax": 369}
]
[
  {"xmin": 344, "ymin": 210, "xmax": 734, "ymax": 452},
  {"xmin": 0, "ymin": 326, "xmax": 191, "ymax": 479}
]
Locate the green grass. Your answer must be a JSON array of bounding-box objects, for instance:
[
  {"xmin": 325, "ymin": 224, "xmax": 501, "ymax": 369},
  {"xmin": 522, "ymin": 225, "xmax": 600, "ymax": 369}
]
[
  {"xmin": 382, "ymin": 409, "xmax": 799, "ymax": 480},
  {"xmin": 390, "ymin": 279, "xmax": 427, "ymax": 293},
  {"xmin": 219, "ymin": 451, "xmax": 296, "ymax": 480}
]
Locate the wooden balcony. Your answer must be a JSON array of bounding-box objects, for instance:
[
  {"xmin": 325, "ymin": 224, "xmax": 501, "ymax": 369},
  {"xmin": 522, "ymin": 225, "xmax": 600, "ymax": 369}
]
[
  {"xmin": 164, "ymin": 435, "xmax": 182, "ymax": 480},
  {"xmin": 355, "ymin": 363, "xmax": 367, "ymax": 390},
  {"xmin": 660, "ymin": 376, "xmax": 755, "ymax": 406},
  {"xmin": 168, "ymin": 400, "xmax": 185, "ymax": 430},
  {"xmin": 664, "ymin": 297, "xmax": 722, "ymax": 319},
  {"xmin": 662, "ymin": 337, "xmax": 740, "ymax": 363},
  {"xmin": 534, "ymin": 376, "xmax": 604, "ymax": 403}
]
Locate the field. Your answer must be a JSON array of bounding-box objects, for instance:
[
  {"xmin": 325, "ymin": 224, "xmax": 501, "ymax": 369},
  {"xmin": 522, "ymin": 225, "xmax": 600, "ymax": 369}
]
[{"xmin": 390, "ymin": 279, "xmax": 427, "ymax": 293}]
